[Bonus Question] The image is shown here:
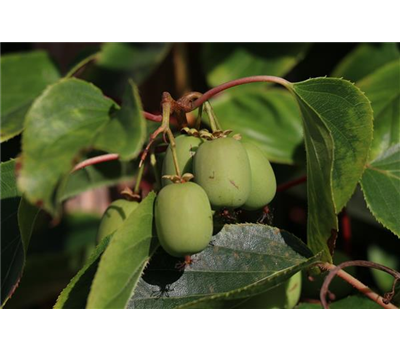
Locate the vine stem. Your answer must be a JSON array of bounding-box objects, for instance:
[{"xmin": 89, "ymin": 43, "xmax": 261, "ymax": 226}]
[
  {"xmin": 319, "ymin": 261, "xmax": 400, "ymax": 309},
  {"xmin": 277, "ymin": 175, "xmax": 307, "ymax": 192},
  {"xmin": 143, "ymin": 75, "xmax": 290, "ymax": 123},
  {"xmin": 191, "ymin": 75, "xmax": 290, "ymax": 109},
  {"xmin": 72, "ymin": 153, "xmax": 119, "ymax": 172}
]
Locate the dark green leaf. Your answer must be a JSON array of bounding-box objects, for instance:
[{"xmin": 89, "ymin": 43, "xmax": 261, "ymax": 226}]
[
  {"xmin": 202, "ymin": 43, "xmax": 310, "ymax": 87},
  {"xmin": 128, "ymin": 224, "xmax": 320, "ymax": 309},
  {"xmin": 212, "ymin": 88, "xmax": 303, "ymax": 164},
  {"xmin": 358, "ymin": 60, "xmax": 400, "ymax": 161},
  {"xmin": 1, "ymin": 51, "xmax": 60, "ymax": 142},
  {"xmin": 17, "ymin": 78, "xmax": 117, "ymax": 215},
  {"xmin": 290, "ymin": 78, "xmax": 373, "ymax": 261},
  {"xmin": 87, "ymin": 193, "xmax": 157, "ymax": 309},
  {"xmin": 54, "ymin": 235, "xmax": 112, "ymax": 309},
  {"xmin": 332, "ymin": 43, "xmax": 399, "ymax": 82},
  {"xmin": 1, "ymin": 160, "xmax": 39, "ymax": 307},
  {"xmin": 93, "ymin": 80, "xmax": 147, "ymax": 160},
  {"xmin": 360, "ymin": 144, "xmax": 400, "ymax": 238}
]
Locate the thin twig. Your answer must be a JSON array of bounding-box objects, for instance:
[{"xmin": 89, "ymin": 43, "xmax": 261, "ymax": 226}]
[
  {"xmin": 319, "ymin": 261, "xmax": 400, "ymax": 309},
  {"xmin": 191, "ymin": 75, "xmax": 290, "ymax": 109},
  {"xmin": 72, "ymin": 153, "xmax": 119, "ymax": 172},
  {"xmin": 277, "ymin": 176, "xmax": 307, "ymax": 192}
]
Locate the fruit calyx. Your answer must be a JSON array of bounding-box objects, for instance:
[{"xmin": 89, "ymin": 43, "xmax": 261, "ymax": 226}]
[
  {"xmin": 162, "ymin": 173, "xmax": 194, "ymax": 184},
  {"xmin": 120, "ymin": 187, "xmax": 141, "ymax": 201}
]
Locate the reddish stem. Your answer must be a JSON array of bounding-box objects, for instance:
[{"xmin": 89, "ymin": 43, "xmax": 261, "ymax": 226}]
[
  {"xmin": 72, "ymin": 153, "xmax": 119, "ymax": 172},
  {"xmin": 144, "ymin": 111, "xmax": 162, "ymax": 122},
  {"xmin": 341, "ymin": 208, "xmax": 352, "ymax": 255},
  {"xmin": 192, "ymin": 76, "xmax": 290, "ymax": 109},
  {"xmin": 277, "ymin": 176, "xmax": 307, "ymax": 192}
]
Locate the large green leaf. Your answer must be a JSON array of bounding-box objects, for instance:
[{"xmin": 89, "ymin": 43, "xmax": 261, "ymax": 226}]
[
  {"xmin": 86, "ymin": 193, "xmax": 157, "ymax": 309},
  {"xmin": 212, "ymin": 87, "xmax": 303, "ymax": 164},
  {"xmin": 358, "ymin": 60, "xmax": 400, "ymax": 161},
  {"xmin": 54, "ymin": 235, "xmax": 112, "ymax": 309},
  {"xmin": 202, "ymin": 43, "xmax": 310, "ymax": 87},
  {"xmin": 289, "ymin": 78, "xmax": 373, "ymax": 261},
  {"xmin": 360, "ymin": 144, "xmax": 400, "ymax": 238},
  {"xmin": 93, "ymin": 80, "xmax": 147, "ymax": 160},
  {"xmin": 17, "ymin": 78, "xmax": 117, "ymax": 215},
  {"xmin": 332, "ymin": 43, "xmax": 399, "ymax": 82},
  {"xmin": 0, "ymin": 51, "xmax": 60, "ymax": 142},
  {"xmin": 1, "ymin": 160, "xmax": 40, "ymax": 307},
  {"xmin": 127, "ymin": 224, "xmax": 319, "ymax": 309}
]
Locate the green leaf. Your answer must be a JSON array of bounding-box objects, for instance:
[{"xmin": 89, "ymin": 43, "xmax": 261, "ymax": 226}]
[
  {"xmin": 360, "ymin": 144, "xmax": 400, "ymax": 238},
  {"xmin": 17, "ymin": 78, "xmax": 117, "ymax": 215},
  {"xmin": 93, "ymin": 80, "xmax": 147, "ymax": 160},
  {"xmin": 297, "ymin": 294, "xmax": 384, "ymax": 309},
  {"xmin": 54, "ymin": 235, "xmax": 112, "ymax": 309},
  {"xmin": 1, "ymin": 51, "xmax": 60, "ymax": 142},
  {"xmin": 290, "ymin": 78, "xmax": 373, "ymax": 261},
  {"xmin": 127, "ymin": 224, "xmax": 320, "ymax": 309},
  {"xmin": 87, "ymin": 193, "xmax": 157, "ymax": 309},
  {"xmin": 358, "ymin": 60, "xmax": 400, "ymax": 161},
  {"xmin": 212, "ymin": 87, "xmax": 303, "ymax": 164},
  {"xmin": 202, "ymin": 43, "xmax": 310, "ymax": 87},
  {"xmin": 332, "ymin": 43, "xmax": 399, "ymax": 82},
  {"xmin": 1, "ymin": 160, "xmax": 40, "ymax": 307},
  {"xmin": 60, "ymin": 158, "xmax": 138, "ymax": 202}
]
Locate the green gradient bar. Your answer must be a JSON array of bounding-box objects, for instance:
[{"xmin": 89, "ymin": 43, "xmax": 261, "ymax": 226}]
[
  {"xmin": 0, "ymin": 309, "xmax": 53, "ymax": 350},
  {"xmin": 86, "ymin": 309, "xmax": 126, "ymax": 350}
]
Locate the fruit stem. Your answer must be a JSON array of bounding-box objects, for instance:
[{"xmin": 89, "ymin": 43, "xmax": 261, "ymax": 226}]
[
  {"xmin": 195, "ymin": 104, "xmax": 203, "ymax": 130},
  {"xmin": 204, "ymin": 101, "xmax": 221, "ymax": 132},
  {"xmin": 166, "ymin": 128, "xmax": 181, "ymax": 178},
  {"xmin": 134, "ymin": 163, "xmax": 145, "ymax": 194},
  {"xmin": 139, "ymin": 93, "xmax": 173, "ymax": 168},
  {"xmin": 319, "ymin": 261, "xmax": 400, "ymax": 309}
]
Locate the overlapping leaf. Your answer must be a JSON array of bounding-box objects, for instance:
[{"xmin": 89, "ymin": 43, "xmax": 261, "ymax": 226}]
[
  {"xmin": 86, "ymin": 193, "xmax": 157, "ymax": 309},
  {"xmin": 1, "ymin": 160, "xmax": 40, "ymax": 307},
  {"xmin": 17, "ymin": 78, "xmax": 146, "ymax": 215},
  {"xmin": 17, "ymin": 78, "xmax": 116, "ymax": 214},
  {"xmin": 332, "ymin": 43, "xmax": 399, "ymax": 82},
  {"xmin": 54, "ymin": 235, "xmax": 112, "ymax": 309},
  {"xmin": 1, "ymin": 51, "xmax": 60, "ymax": 142},
  {"xmin": 358, "ymin": 60, "xmax": 400, "ymax": 161},
  {"xmin": 93, "ymin": 80, "xmax": 147, "ymax": 160},
  {"xmin": 289, "ymin": 78, "xmax": 373, "ymax": 261},
  {"xmin": 127, "ymin": 224, "xmax": 319, "ymax": 309},
  {"xmin": 360, "ymin": 144, "xmax": 400, "ymax": 238}
]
